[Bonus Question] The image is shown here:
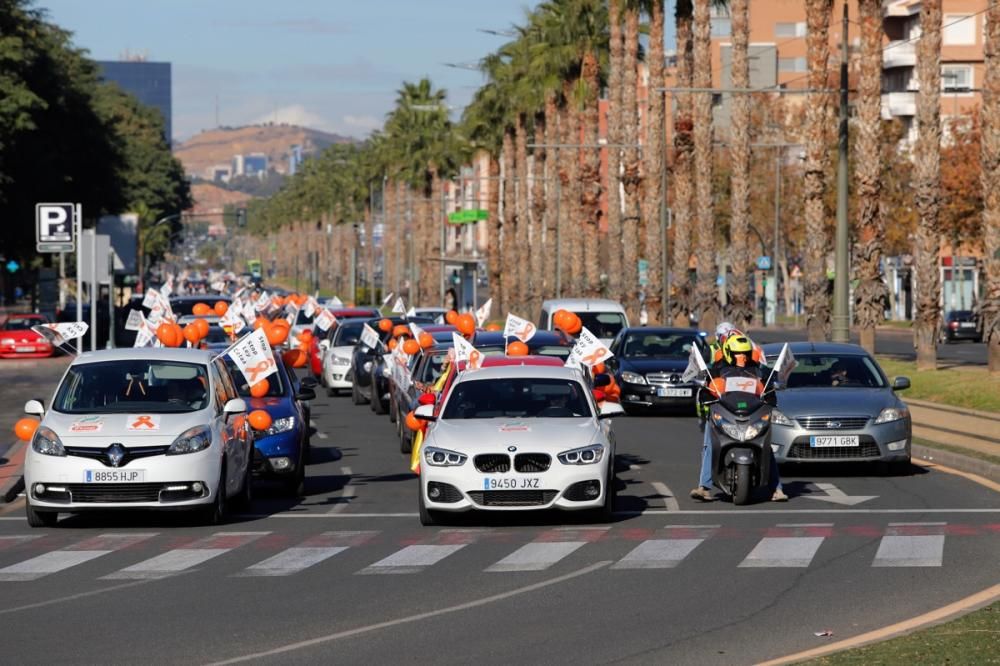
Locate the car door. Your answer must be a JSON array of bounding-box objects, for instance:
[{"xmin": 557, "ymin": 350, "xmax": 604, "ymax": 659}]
[{"xmin": 212, "ymin": 361, "xmax": 246, "ymax": 494}]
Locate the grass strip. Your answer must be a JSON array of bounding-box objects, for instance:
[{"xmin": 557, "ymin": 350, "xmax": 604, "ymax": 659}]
[{"xmin": 876, "ymin": 357, "xmax": 1000, "ymax": 413}]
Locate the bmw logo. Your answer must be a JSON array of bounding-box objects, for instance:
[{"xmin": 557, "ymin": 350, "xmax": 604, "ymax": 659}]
[{"xmin": 507, "ymin": 446, "xmax": 517, "ymax": 452}]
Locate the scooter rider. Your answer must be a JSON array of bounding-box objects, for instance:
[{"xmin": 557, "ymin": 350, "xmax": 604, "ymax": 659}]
[{"xmin": 690, "ymin": 334, "xmax": 787, "ymax": 502}]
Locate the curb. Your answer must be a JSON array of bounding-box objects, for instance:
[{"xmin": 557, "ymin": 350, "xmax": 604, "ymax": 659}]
[
  {"xmin": 0, "ymin": 441, "xmax": 26, "ymax": 502},
  {"xmin": 912, "ymin": 442, "xmax": 1000, "ymax": 484}
]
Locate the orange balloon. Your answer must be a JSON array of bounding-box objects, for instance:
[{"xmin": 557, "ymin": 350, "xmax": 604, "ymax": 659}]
[
  {"xmin": 378, "ymin": 318, "xmax": 393, "ymax": 333},
  {"xmin": 445, "ymin": 310, "xmax": 459, "ymax": 325},
  {"xmin": 194, "ymin": 318, "xmax": 210, "ymax": 339},
  {"xmin": 387, "ymin": 338, "xmax": 398, "ymax": 351},
  {"xmin": 297, "ymin": 329, "xmax": 314, "ymax": 343},
  {"xmin": 213, "ymin": 301, "xmax": 228, "ymax": 316},
  {"xmin": 250, "ymin": 379, "xmax": 269, "ymax": 397},
  {"xmin": 392, "ymin": 324, "xmax": 410, "ymax": 339},
  {"xmin": 564, "ymin": 313, "xmax": 582, "ymax": 335},
  {"xmin": 507, "ymin": 340, "xmax": 529, "ymax": 356},
  {"xmin": 418, "ymin": 332, "xmax": 435, "ymax": 349},
  {"xmin": 183, "ymin": 323, "xmax": 201, "ymax": 344},
  {"xmin": 456, "ymin": 313, "xmax": 476, "ymax": 337},
  {"xmin": 405, "ymin": 411, "xmax": 424, "ymax": 432},
  {"xmin": 171, "ymin": 323, "xmax": 184, "ymax": 347},
  {"xmin": 254, "ymin": 317, "xmax": 268, "ymax": 330},
  {"xmin": 14, "ymin": 417, "xmax": 38, "ymax": 442},
  {"xmin": 593, "ymin": 362, "xmax": 606, "ymax": 374},
  {"xmin": 485, "ymin": 323, "xmax": 502, "ymax": 332},
  {"xmin": 192, "ymin": 303, "xmax": 212, "ymax": 316},
  {"xmin": 282, "ymin": 348, "xmax": 306, "ymax": 367},
  {"xmin": 403, "ymin": 339, "xmax": 420, "ymax": 355},
  {"xmin": 266, "ymin": 324, "xmax": 288, "ymax": 346},
  {"xmin": 273, "ymin": 296, "xmax": 286, "ymax": 307},
  {"xmin": 248, "ymin": 409, "xmax": 273, "ymax": 431},
  {"xmin": 157, "ymin": 322, "xmax": 181, "ymax": 347}
]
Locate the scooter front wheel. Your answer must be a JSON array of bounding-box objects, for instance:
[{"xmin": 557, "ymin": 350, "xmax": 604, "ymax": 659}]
[{"xmin": 733, "ymin": 464, "xmax": 752, "ymax": 505}]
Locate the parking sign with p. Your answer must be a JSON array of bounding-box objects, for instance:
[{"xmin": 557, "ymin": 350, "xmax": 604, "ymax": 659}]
[{"xmin": 36, "ymin": 202, "xmax": 76, "ymax": 252}]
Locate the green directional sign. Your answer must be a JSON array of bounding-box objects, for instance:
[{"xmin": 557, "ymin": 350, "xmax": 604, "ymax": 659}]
[{"xmin": 447, "ymin": 209, "xmax": 489, "ymax": 224}]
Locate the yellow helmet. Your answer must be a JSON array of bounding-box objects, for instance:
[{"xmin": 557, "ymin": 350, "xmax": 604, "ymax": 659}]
[{"xmin": 723, "ymin": 335, "xmax": 754, "ymax": 364}]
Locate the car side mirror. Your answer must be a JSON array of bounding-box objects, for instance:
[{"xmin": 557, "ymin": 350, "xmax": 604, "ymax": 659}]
[
  {"xmin": 24, "ymin": 399, "xmax": 45, "ymax": 417},
  {"xmin": 598, "ymin": 402, "xmax": 626, "ymax": 419},
  {"xmin": 300, "ymin": 377, "xmax": 317, "ymax": 388},
  {"xmin": 296, "ymin": 388, "xmax": 317, "ymax": 401},
  {"xmin": 593, "ymin": 373, "xmax": 612, "ymax": 388},
  {"xmin": 414, "ymin": 403, "xmax": 437, "ymax": 421},
  {"xmin": 223, "ymin": 398, "xmax": 247, "ymax": 414},
  {"xmin": 892, "ymin": 376, "xmax": 911, "ymax": 391}
]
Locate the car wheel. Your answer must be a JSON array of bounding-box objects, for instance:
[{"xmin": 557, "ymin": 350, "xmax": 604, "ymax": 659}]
[
  {"xmin": 418, "ymin": 484, "xmax": 440, "ymax": 526},
  {"xmin": 232, "ymin": 459, "xmax": 253, "ymax": 511},
  {"xmin": 351, "ymin": 382, "xmax": 367, "ymax": 405},
  {"xmin": 200, "ymin": 466, "xmax": 228, "ymax": 525},
  {"xmin": 327, "ymin": 387, "xmax": 337, "ymax": 397},
  {"xmin": 285, "ymin": 459, "xmax": 306, "ymax": 497},
  {"xmin": 389, "ymin": 398, "xmax": 397, "ymax": 423},
  {"xmin": 595, "ymin": 469, "xmax": 616, "ymax": 523},
  {"xmin": 373, "ymin": 387, "xmax": 388, "ymax": 415},
  {"xmin": 401, "ymin": 431, "xmax": 412, "ymax": 454},
  {"xmin": 25, "ymin": 498, "xmax": 58, "ymax": 528}
]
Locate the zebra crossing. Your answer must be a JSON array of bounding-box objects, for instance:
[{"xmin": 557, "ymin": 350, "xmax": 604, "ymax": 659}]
[{"xmin": 0, "ymin": 521, "xmax": 982, "ymax": 583}]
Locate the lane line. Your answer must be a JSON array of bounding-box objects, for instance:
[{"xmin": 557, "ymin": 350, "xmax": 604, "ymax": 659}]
[
  {"xmin": 739, "ymin": 536, "xmax": 825, "ymax": 568},
  {"xmin": 486, "ymin": 541, "xmax": 585, "ymax": 572},
  {"xmin": 0, "ymin": 579, "xmax": 157, "ymax": 615},
  {"xmin": 650, "ymin": 481, "xmax": 680, "ymax": 512},
  {"xmin": 359, "ymin": 544, "xmax": 465, "ymax": 575},
  {"xmin": 328, "ymin": 466, "xmax": 354, "ymax": 514},
  {"xmin": 203, "ymin": 560, "xmax": 612, "ymax": 665}
]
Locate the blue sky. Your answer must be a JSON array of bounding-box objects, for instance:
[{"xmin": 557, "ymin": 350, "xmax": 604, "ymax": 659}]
[{"xmin": 38, "ymin": 0, "xmax": 675, "ymax": 142}]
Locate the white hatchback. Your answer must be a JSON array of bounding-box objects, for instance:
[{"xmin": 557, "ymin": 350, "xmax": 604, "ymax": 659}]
[
  {"xmin": 415, "ymin": 364, "xmax": 624, "ymax": 525},
  {"xmin": 23, "ymin": 348, "xmax": 253, "ymax": 527}
]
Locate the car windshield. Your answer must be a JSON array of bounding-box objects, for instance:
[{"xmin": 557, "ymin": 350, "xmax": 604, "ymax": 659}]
[
  {"xmin": 442, "ymin": 377, "xmax": 591, "ymax": 419},
  {"xmin": 621, "ymin": 332, "xmax": 694, "ymax": 359},
  {"xmin": 417, "ymin": 353, "xmax": 448, "ymax": 384},
  {"xmin": 204, "ymin": 326, "xmax": 230, "ymax": 343},
  {"xmin": 223, "ymin": 358, "xmax": 287, "ymax": 397},
  {"xmin": 54, "ymin": 360, "xmax": 210, "ymax": 413},
  {"xmin": 4, "ymin": 317, "xmax": 43, "ymax": 330},
  {"xmin": 576, "ymin": 312, "xmax": 626, "ymax": 339},
  {"xmin": 333, "ymin": 322, "xmax": 364, "ymax": 346},
  {"xmin": 785, "ymin": 354, "xmax": 886, "ymax": 389}
]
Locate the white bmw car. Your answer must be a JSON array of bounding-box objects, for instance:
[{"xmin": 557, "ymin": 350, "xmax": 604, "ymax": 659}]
[
  {"xmin": 415, "ymin": 364, "xmax": 624, "ymax": 525},
  {"xmin": 23, "ymin": 348, "xmax": 253, "ymax": 527}
]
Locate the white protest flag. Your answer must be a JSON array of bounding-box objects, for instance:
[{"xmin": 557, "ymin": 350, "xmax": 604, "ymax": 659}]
[
  {"xmin": 210, "ymin": 280, "xmax": 226, "ymax": 293},
  {"xmin": 681, "ymin": 343, "xmax": 711, "ymax": 383},
  {"xmin": 360, "ymin": 323, "xmax": 381, "ymax": 350},
  {"xmin": 134, "ymin": 319, "xmax": 156, "ymax": 348},
  {"xmin": 160, "ymin": 276, "xmax": 173, "ymax": 299},
  {"xmin": 475, "ymin": 298, "xmax": 493, "ymax": 327},
  {"xmin": 314, "ymin": 309, "xmax": 337, "ymax": 332},
  {"xmin": 327, "ymin": 295, "xmax": 344, "ymax": 308},
  {"xmin": 45, "ymin": 322, "xmax": 89, "ymax": 342},
  {"xmin": 284, "ymin": 302, "xmax": 300, "ymax": 326},
  {"xmin": 503, "ymin": 313, "xmax": 537, "ymax": 343},
  {"xmin": 769, "ymin": 343, "xmax": 798, "ymax": 385},
  {"xmin": 303, "ymin": 296, "xmax": 319, "ymax": 318},
  {"xmin": 409, "ymin": 322, "xmax": 427, "ymax": 340},
  {"xmin": 254, "ymin": 291, "xmax": 270, "ymax": 312},
  {"xmin": 382, "ymin": 292, "xmax": 395, "ymax": 307},
  {"xmin": 146, "ymin": 303, "xmax": 164, "ymax": 327},
  {"xmin": 405, "ymin": 306, "xmax": 416, "ymax": 318},
  {"xmin": 224, "ymin": 327, "xmax": 277, "ymax": 387},
  {"xmin": 221, "ymin": 306, "xmax": 246, "ymax": 334},
  {"xmin": 141, "ymin": 288, "xmax": 161, "ymax": 309},
  {"xmin": 567, "ymin": 326, "xmax": 613, "ymax": 368},
  {"xmin": 452, "ymin": 332, "xmax": 483, "ymax": 371},
  {"xmin": 242, "ymin": 300, "xmax": 257, "ymax": 323},
  {"xmin": 124, "ymin": 309, "xmax": 145, "ymax": 331},
  {"xmin": 391, "ymin": 297, "xmax": 406, "ymax": 314}
]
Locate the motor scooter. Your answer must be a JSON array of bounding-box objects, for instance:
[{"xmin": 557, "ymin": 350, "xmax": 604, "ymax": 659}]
[{"xmin": 707, "ymin": 389, "xmax": 777, "ymax": 505}]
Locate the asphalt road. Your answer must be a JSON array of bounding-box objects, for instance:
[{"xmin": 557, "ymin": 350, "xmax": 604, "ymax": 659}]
[{"xmin": 0, "ymin": 367, "xmax": 997, "ymax": 665}]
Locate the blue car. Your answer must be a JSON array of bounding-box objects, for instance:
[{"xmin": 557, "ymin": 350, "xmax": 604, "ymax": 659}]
[{"xmin": 224, "ymin": 356, "xmax": 315, "ymax": 496}]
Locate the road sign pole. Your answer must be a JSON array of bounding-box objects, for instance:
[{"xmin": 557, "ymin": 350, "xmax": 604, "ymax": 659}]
[
  {"xmin": 75, "ymin": 204, "xmax": 83, "ymax": 345},
  {"xmin": 59, "ymin": 252, "xmax": 66, "ymax": 311},
  {"xmin": 90, "ymin": 231, "xmax": 98, "ymax": 352}
]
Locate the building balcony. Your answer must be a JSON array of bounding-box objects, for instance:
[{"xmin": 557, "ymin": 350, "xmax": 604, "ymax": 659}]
[
  {"xmin": 881, "ymin": 91, "xmax": 916, "ymax": 119},
  {"xmin": 883, "ymin": 41, "xmax": 916, "ymax": 69}
]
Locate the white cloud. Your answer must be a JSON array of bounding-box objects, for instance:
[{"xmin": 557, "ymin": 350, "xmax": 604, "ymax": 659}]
[{"xmin": 249, "ymin": 105, "xmax": 335, "ymax": 132}]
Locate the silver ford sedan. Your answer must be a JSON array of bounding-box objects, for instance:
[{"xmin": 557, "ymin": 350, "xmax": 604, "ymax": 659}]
[{"xmin": 760, "ymin": 342, "xmax": 912, "ymax": 473}]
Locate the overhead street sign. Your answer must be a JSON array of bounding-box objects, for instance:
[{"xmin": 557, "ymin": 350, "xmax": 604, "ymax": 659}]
[
  {"xmin": 36, "ymin": 202, "xmax": 76, "ymax": 253},
  {"xmin": 447, "ymin": 209, "xmax": 489, "ymax": 224}
]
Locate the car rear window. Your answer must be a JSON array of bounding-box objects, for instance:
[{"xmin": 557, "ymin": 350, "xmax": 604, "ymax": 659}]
[
  {"xmin": 54, "ymin": 360, "xmax": 210, "ymax": 413},
  {"xmin": 576, "ymin": 312, "xmax": 626, "ymax": 339},
  {"xmin": 622, "ymin": 332, "xmax": 694, "ymax": 358}
]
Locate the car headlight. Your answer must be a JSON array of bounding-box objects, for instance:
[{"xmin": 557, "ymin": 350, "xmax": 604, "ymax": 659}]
[
  {"xmin": 423, "ymin": 446, "xmax": 467, "ymax": 467},
  {"xmin": 558, "ymin": 443, "xmax": 605, "ymax": 465},
  {"xmin": 621, "ymin": 371, "xmax": 646, "ymax": 385},
  {"xmin": 713, "ymin": 415, "xmax": 770, "ymax": 442},
  {"xmin": 332, "ymin": 355, "xmax": 350, "ymax": 366},
  {"xmin": 771, "ymin": 409, "xmax": 796, "ymax": 427},
  {"xmin": 874, "ymin": 406, "xmax": 908, "ymax": 424},
  {"xmin": 32, "ymin": 426, "xmax": 66, "ymax": 457},
  {"xmin": 0, "ymin": 339, "xmax": 15, "ymax": 347},
  {"xmin": 166, "ymin": 425, "xmax": 212, "ymax": 455},
  {"xmin": 262, "ymin": 416, "xmax": 296, "ymax": 437}
]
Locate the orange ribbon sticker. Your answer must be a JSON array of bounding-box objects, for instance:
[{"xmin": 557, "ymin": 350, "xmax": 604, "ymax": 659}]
[
  {"xmin": 127, "ymin": 414, "xmax": 160, "ymax": 430},
  {"xmin": 247, "ymin": 359, "xmax": 274, "ymax": 383},
  {"xmin": 516, "ymin": 322, "xmax": 535, "ymax": 340},
  {"xmin": 582, "ymin": 347, "xmax": 608, "ymax": 366},
  {"xmin": 468, "ymin": 350, "xmax": 482, "ymax": 370}
]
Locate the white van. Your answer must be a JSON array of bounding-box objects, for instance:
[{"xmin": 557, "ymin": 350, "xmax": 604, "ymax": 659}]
[{"xmin": 538, "ymin": 298, "xmax": 630, "ymax": 344}]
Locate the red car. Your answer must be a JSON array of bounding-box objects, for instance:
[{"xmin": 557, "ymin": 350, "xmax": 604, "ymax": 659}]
[
  {"xmin": 0, "ymin": 314, "xmax": 55, "ymax": 359},
  {"xmin": 308, "ymin": 308, "xmax": 381, "ymax": 378}
]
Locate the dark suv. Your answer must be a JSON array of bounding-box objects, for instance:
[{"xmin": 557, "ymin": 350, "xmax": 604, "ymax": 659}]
[{"xmin": 940, "ymin": 310, "xmax": 981, "ymax": 343}]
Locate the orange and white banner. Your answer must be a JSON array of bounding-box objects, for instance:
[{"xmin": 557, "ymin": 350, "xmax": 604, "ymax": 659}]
[
  {"xmin": 503, "ymin": 313, "xmax": 537, "ymax": 343},
  {"xmin": 452, "ymin": 332, "xmax": 483, "ymax": 371},
  {"xmin": 566, "ymin": 326, "xmax": 613, "ymax": 369},
  {"xmin": 223, "ymin": 328, "xmax": 277, "ymax": 386},
  {"xmin": 315, "ymin": 309, "xmax": 337, "ymax": 331},
  {"xmin": 475, "ymin": 298, "xmax": 493, "ymax": 327}
]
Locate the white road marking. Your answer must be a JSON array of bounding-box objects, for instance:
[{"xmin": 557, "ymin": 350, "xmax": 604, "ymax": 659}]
[
  {"xmin": 239, "ymin": 547, "xmax": 348, "ymax": 577},
  {"xmin": 309, "ymin": 419, "xmax": 317, "ymax": 428},
  {"xmin": 328, "ymin": 466, "xmax": 355, "ymax": 514},
  {"xmin": 359, "ymin": 544, "xmax": 465, "ymax": 575},
  {"xmin": 805, "ymin": 482, "xmax": 878, "ymax": 506},
  {"xmin": 102, "ymin": 532, "xmax": 268, "ymax": 580},
  {"xmin": 739, "ymin": 537, "xmax": 826, "ymax": 568},
  {"xmin": 486, "ymin": 541, "xmax": 586, "ymax": 572},
  {"xmin": 650, "ymin": 481, "xmax": 680, "ymax": 512},
  {"xmin": 316, "ymin": 432, "xmax": 328, "ymax": 439},
  {"xmin": 0, "ymin": 533, "xmax": 156, "ymax": 581},
  {"xmin": 628, "ymin": 464, "xmax": 641, "ymax": 471},
  {"xmin": 873, "ymin": 524, "xmax": 947, "ymax": 567},
  {"xmin": 612, "ymin": 539, "xmax": 704, "ymax": 569}
]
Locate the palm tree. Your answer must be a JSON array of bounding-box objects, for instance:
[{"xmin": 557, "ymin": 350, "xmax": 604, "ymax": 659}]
[
  {"xmin": 641, "ymin": 0, "xmax": 666, "ymax": 325},
  {"xmin": 621, "ymin": 2, "xmax": 642, "ymax": 318},
  {"xmin": 803, "ymin": 0, "xmax": 834, "ymax": 342},
  {"xmin": 606, "ymin": 0, "xmax": 625, "ymax": 306},
  {"xmin": 983, "ymin": 3, "xmax": 1000, "ymax": 373},
  {"xmin": 670, "ymin": 0, "xmax": 695, "ymax": 327},
  {"xmin": 692, "ymin": 0, "xmax": 717, "ymax": 332},
  {"xmin": 727, "ymin": 0, "xmax": 753, "ymax": 329},
  {"xmin": 913, "ymin": 0, "xmax": 942, "ymax": 369},
  {"xmin": 854, "ymin": 0, "xmax": 888, "ymax": 354}
]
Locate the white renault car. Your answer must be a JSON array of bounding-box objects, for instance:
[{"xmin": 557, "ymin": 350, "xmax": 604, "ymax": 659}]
[
  {"xmin": 320, "ymin": 317, "xmax": 368, "ymax": 395},
  {"xmin": 23, "ymin": 348, "xmax": 253, "ymax": 527},
  {"xmin": 415, "ymin": 364, "xmax": 624, "ymax": 525}
]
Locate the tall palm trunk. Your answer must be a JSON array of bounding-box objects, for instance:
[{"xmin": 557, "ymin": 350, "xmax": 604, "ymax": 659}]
[
  {"xmin": 580, "ymin": 53, "xmax": 603, "ymax": 297},
  {"xmin": 607, "ymin": 0, "xmax": 624, "ymax": 306},
  {"xmin": 727, "ymin": 0, "xmax": 753, "ymax": 329},
  {"xmin": 855, "ymin": 0, "xmax": 888, "ymax": 354},
  {"xmin": 543, "ymin": 92, "xmax": 560, "ymax": 302},
  {"xmin": 642, "ymin": 0, "xmax": 666, "ymax": 325},
  {"xmin": 566, "ymin": 81, "xmax": 585, "ymax": 297},
  {"xmin": 621, "ymin": 4, "xmax": 642, "ymax": 320},
  {"xmin": 531, "ymin": 112, "xmax": 547, "ymax": 314},
  {"xmin": 913, "ymin": 0, "xmax": 942, "ymax": 369},
  {"xmin": 804, "ymin": 0, "xmax": 834, "ymax": 341},
  {"xmin": 501, "ymin": 129, "xmax": 516, "ymax": 316},
  {"xmin": 428, "ymin": 167, "xmax": 442, "ymax": 308},
  {"xmin": 692, "ymin": 0, "xmax": 717, "ymax": 333},
  {"xmin": 982, "ymin": 4, "xmax": 1000, "ymax": 373},
  {"xmin": 670, "ymin": 0, "xmax": 695, "ymax": 327},
  {"xmin": 382, "ymin": 180, "xmax": 394, "ymax": 300},
  {"xmin": 418, "ymin": 179, "xmax": 433, "ymax": 306},
  {"xmin": 515, "ymin": 113, "xmax": 530, "ymax": 313},
  {"xmin": 487, "ymin": 156, "xmax": 503, "ymax": 317}
]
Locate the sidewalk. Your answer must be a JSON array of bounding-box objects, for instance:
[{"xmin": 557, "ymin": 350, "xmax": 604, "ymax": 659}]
[{"xmin": 906, "ymin": 398, "xmax": 1000, "ymax": 483}]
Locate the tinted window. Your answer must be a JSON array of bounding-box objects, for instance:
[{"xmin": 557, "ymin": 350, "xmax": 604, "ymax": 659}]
[
  {"xmin": 785, "ymin": 354, "xmax": 885, "ymax": 389},
  {"xmin": 576, "ymin": 312, "xmax": 626, "ymax": 338},
  {"xmin": 442, "ymin": 378, "xmax": 591, "ymax": 419},
  {"xmin": 3, "ymin": 317, "xmax": 44, "ymax": 330},
  {"xmin": 295, "ymin": 310, "xmax": 313, "ymax": 325},
  {"xmin": 621, "ymin": 332, "xmax": 694, "ymax": 358},
  {"xmin": 333, "ymin": 322, "xmax": 364, "ymax": 346},
  {"xmin": 417, "ymin": 353, "xmax": 448, "ymax": 384},
  {"xmin": 54, "ymin": 360, "xmax": 210, "ymax": 413}
]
